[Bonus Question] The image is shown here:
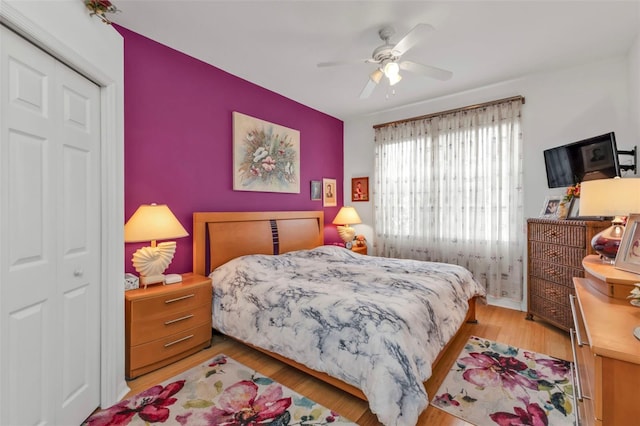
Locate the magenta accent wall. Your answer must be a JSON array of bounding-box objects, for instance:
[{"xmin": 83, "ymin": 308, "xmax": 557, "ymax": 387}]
[{"xmin": 116, "ymin": 26, "xmax": 344, "ymax": 275}]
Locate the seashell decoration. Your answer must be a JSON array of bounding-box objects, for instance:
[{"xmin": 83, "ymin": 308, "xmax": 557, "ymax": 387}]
[
  {"xmin": 336, "ymin": 225, "xmax": 356, "ymax": 244},
  {"xmin": 132, "ymin": 241, "xmax": 177, "ymax": 278}
]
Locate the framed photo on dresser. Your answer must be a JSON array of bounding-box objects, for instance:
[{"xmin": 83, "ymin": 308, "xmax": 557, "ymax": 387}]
[
  {"xmin": 540, "ymin": 195, "xmax": 562, "ymax": 219},
  {"xmin": 615, "ymin": 214, "xmax": 640, "ymax": 274},
  {"xmin": 567, "ymin": 198, "xmax": 580, "ymax": 219}
]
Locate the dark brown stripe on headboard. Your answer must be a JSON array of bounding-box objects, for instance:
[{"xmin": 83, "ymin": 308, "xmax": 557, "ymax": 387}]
[{"xmin": 270, "ymin": 219, "xmax": 279, "ymax": 254}]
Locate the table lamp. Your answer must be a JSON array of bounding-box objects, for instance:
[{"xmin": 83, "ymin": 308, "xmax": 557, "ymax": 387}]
[
  {"xmin": 580, "ymin": 177, "xmax": 640, "ymax": 261},
  {"xmin": 332, "ymin": 206, "xmax": 362, "ymax": 246},
  {"xmin": 124, "ymin": 203, "xmax": 189, "ymax": 287}
]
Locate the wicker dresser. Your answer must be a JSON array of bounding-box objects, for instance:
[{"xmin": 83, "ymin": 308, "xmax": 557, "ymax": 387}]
[{"xmin": 526, "ymin": 218, "xmax": 608, "ymax": 331}]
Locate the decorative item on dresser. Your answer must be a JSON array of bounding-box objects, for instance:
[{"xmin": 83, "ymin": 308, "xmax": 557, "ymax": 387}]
[
  {"xmin": 526, "ymin": 218, "xmax": 609, "ymax": 331},
  {"xmin": 125, "ymin": 273, "xmax": 212, "ymax": 379},
  {"xmin": 571, "ymin": 258, "xmax": 640, "ymax": 425}
]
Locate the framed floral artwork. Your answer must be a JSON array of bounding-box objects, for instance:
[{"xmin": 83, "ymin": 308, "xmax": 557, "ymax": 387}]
[
  {"xmin": 614, "ymin": 214, "xmax": 640, "ymax": 274},
  {"xmin": 323, "ymin": 178, "xmax": 337, "ymax": 207},
  {"xmin": 232, "ymin": 112, "xmax": 300, "ymax": 193},
  {"xmin": 351, "ymin": 177, "xmax": 369, "ymax": 202}
]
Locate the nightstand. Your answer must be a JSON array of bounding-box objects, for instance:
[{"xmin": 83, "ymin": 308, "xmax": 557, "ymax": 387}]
[
  {"xmin": 125, "ymin": 273, "xmax": 212, "ymax": 379},
  {"xmin": 352, "ymin": 245, "xmax": 367, "ymax": 255}
]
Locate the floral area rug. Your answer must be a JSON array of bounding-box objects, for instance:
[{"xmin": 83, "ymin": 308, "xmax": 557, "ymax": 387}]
[
  {"xmin": 83, "ymin": 354, "xmax": 356, "ymax": 425},
  {"xmin": 432, "ymin": 336, "xmax": 575, "ymax": 426}
]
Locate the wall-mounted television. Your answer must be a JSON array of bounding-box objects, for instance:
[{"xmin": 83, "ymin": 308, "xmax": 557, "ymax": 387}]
[{"xmin": 543, "ymin": 132, "xmax": 620, "ymax": 188}]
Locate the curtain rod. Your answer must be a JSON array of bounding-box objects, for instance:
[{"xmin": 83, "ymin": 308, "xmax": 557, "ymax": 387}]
[{"xmin": 373, "ymin": 95, "xmax": 525, "ymax": 129}]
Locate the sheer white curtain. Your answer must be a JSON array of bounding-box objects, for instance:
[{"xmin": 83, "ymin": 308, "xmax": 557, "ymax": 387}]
[{"xmin": 374, "ymin": 99, "xmax": 524, "ymax": 300}]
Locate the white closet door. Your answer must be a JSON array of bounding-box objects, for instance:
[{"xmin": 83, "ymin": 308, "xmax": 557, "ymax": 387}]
[{"xmin": 1, "ymin": 26, "xmax": 101, "ymax": 425}]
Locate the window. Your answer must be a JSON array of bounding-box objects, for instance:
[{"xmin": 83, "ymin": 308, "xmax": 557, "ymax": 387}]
[{"xmin": 374, "ymin": 98, "xmax": 524, "ymax": 300}]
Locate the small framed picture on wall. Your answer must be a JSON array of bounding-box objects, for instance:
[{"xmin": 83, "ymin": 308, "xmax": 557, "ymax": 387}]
[
  {"xmin": 310, "ymin": 180, "xmax": 322, "ymax": 201},
  {"xmin": 323, "ymin": 178, "xmax": 337, "ymax": 207},
  {"xmin": 352, "ymin": 177, "xmax": 369, "ymax": 202}
]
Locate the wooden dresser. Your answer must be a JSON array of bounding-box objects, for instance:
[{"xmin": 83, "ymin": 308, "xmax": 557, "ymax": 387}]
[
  {"xmin": 571, "ymin": 260, "xmax": 640, "ymax": 425},
  {"xmin": 526, "ymin": 219, "xmax": 608, "ymax": 331},
  {"xmin": 125, "ymin": 273, "xmax": 212, "ymax": 379}
]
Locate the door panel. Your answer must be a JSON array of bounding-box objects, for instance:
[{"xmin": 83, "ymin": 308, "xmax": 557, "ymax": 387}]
[
  {"xmin": 1, "ymin": 26, "xmax": 101, "ymax": 426},
  {"xmin": 3, "ymin": 27, "xmax": 56, "ymax": 426},
  {"xmin": 56, "ymin": 60, "xmax": 100, "ymax": 425},
  {"xmin": 8, "ymin": 303, "xmax": 48, "ymax": 426}
]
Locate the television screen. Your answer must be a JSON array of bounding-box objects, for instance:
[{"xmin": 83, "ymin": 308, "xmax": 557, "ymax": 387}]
[{"xmin": 544, "ymin": 132, "xmax": 620, "ymax": 188}]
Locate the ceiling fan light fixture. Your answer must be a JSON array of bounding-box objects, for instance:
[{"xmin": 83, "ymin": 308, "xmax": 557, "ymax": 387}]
[
  {"xmin": 383, "ymin": 61, "xmax": 400, "ymax": 79},
  {"xmin": 370, "ymin": 68, "xmax": 383, "ymax": 84},
  {"xmin": 388, "ymin": 72, "xmax": 402, "ymax": 86}
]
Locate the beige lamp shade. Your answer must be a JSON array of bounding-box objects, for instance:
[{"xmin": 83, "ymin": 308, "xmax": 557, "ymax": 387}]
[
  {"xmin": 333, "ymin": 206, "xmax": 362, "ymax": 244},
  {"xmin": 580, "ymin": 177, "xmax": 640, "ymax": 217},
  {"xmin": 332, "ymin": 206, "xmax": 362, "ymax": 226},
  {"xmin": 124, "ymin": 204, "xmax": 189, "ymax": 287},
  {"xmin": 580, "ymin": 177, "xmax": 640, "ymax": 259},
  {"xmin": 124, "ymin": 203, "xmax": 189, "ymax": 243}
]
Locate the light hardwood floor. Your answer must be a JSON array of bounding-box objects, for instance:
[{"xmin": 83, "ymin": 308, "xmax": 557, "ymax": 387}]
[{"xmin": 123, "ymin": 302, "xmax": 571, "ymax": 425}]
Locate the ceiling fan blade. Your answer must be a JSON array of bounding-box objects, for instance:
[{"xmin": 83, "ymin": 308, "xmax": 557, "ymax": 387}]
[
  {"xmin": 400, "ymin": 60, "xmax": 453, "ymax": 81},
  {"xmin": 317, "ymin": 59, "xmax": 373, "ymax": 68},
  {"xmin": 359, "ymin": 71, "xmax": 381, "ymax": 99},
  {"xmin": 391, "ymin": 23, "xmax": 434, "ymax": 56}
]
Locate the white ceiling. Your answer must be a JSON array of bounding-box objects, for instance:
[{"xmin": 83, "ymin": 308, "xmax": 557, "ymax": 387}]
[{"xmin": 112, "ymin": 1, "xmax": 640, "ymax": 120}]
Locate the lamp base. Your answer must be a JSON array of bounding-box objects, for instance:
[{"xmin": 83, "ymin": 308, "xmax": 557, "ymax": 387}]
[
  {"xmin": 131, "ymin": 241, "xmax": 177, "ymax": 288},
  {"xmin": 591, "ymin": 218, "xmax": 626, "ymax": 260},
  {"xmin": 336, "ymin": 225, "xmax": 356, "ymax": 244},
  {"xmin": 140, "ymin": 274, "xmax": 165, "ymax": 289}
]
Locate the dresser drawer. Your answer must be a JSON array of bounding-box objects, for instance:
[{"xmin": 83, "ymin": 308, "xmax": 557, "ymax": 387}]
[
  {"xmin": 129, "ymin": 284, "xmax": 211, "ymax": 322},
  {"xmin": 530, "ymin": 294, "xmax": 571, "ymax": 329},
  {"xmin": 128, "ymin": 323, "xmax": 212, "ymax": 374},
  {"xmin": 129, "ymin": 304, "xmax": 211, "ymax": 346},
  {"xmin": 528, "ymin": 221, "xmax": 587, "ymax": 247},
  {"xmin": 569, "ymin": 292, "xmax": 597, "ymax": 425},
  {"xmin": 530, "ymin": 259, "xmax": 583, "ymax": 286},
  {"xmin": 528, "ymin": 241, "xmax": 585, "ymax": 268},
  {"xmin": 529, "ymin": 277, "xmax": 573, "ymax": 301}
]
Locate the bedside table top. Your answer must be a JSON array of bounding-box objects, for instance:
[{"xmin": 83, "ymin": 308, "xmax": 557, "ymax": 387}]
[
  {"xmin": 351, "ymin": 245, "xmax": 367, "ymax": 254},
  {"xmin": 125, "ymin": 273, "xmax": 211, "ymax": 300}
]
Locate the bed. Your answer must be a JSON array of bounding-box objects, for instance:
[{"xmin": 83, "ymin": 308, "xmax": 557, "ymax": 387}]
[{"xmin": 193, "ymin": 211, "xmax": 485, "ymax": 426}]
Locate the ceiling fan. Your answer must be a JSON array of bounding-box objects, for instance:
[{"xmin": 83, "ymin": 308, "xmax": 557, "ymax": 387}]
[{"xmin": 317, "ymin": 24, "xmax": 453, "ymax": 99}]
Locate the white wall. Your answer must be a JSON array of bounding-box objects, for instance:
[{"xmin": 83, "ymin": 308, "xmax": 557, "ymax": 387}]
[
  {"xmin": 630, "ymin": 31, "xmax": 640, "ymax": 138},
  {"xmin": 343, "ymin": 54, "xmax": 639, "ymax": 309}
]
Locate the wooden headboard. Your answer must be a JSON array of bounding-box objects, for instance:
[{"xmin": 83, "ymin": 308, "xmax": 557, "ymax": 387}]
[{"xmin": 193, "ymin": 211, "xmax": 324, "ymax": 276}]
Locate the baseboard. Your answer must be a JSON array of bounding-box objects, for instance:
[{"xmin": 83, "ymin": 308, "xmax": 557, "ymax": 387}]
[{"xmin": 485, "ymin": 295, "xmax": 524, "ymax": 312}]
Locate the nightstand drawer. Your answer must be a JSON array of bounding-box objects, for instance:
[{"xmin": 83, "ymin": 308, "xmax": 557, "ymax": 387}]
[
  {"xmin": 129, "ymin": 304, "xmax": 211, "ymax": 346},
  {"xmin": 129, "ymin": 284, "xmax": 211, "ymax": 322},
  {"xmin": 128, "ymin": 324, "xmax": 211, "ymax": 376}
]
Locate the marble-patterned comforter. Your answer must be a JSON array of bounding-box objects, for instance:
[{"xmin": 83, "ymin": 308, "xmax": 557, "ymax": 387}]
[{"xmin": 210, "ymin": 245, "xmax": 486, "ymax": 426}]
